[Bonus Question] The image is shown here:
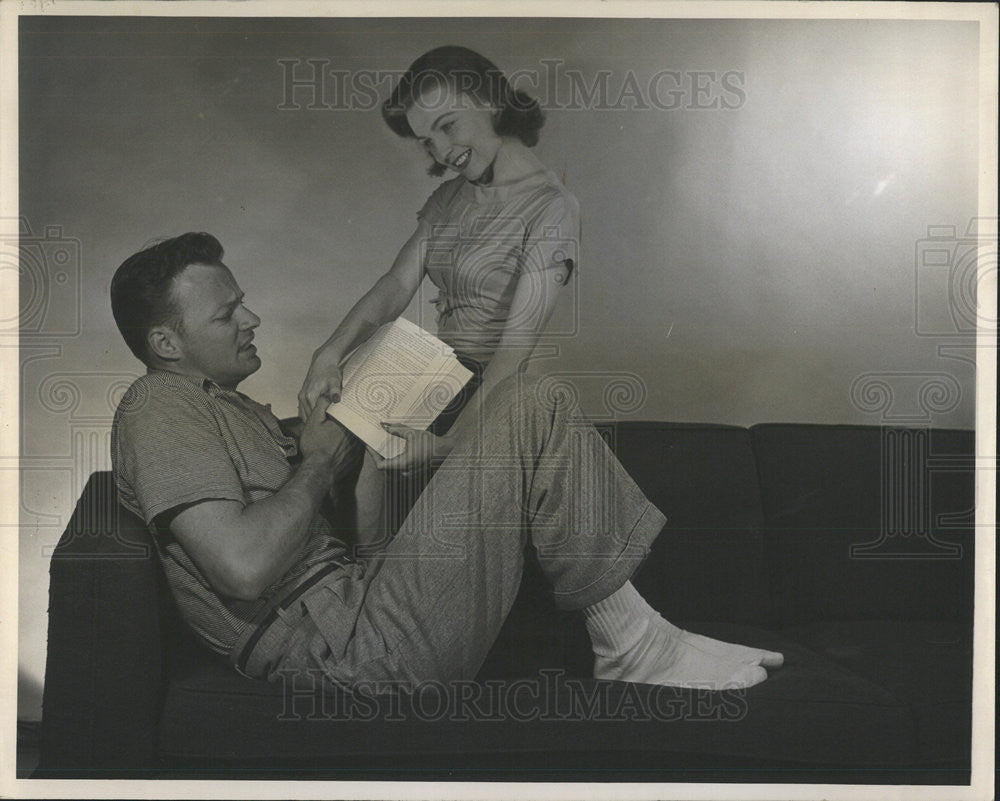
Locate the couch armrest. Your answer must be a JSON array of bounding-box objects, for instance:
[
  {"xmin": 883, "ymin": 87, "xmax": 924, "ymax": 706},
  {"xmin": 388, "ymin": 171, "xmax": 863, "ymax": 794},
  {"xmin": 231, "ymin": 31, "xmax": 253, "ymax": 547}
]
[{"xmin": 38, "ymin": 471, "xmax": 170, "ymax": 777}]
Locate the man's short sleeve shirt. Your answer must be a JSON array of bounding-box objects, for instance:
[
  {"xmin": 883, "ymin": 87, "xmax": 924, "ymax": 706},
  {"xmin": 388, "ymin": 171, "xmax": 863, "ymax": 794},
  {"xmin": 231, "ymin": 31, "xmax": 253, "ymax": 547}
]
[{"xmin": 111, "ymin": 370, "xmax": 349, "ymax": 655}]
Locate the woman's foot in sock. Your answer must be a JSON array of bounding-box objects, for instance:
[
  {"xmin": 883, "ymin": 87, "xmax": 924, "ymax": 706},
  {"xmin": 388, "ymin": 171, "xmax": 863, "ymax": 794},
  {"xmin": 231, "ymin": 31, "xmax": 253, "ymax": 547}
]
[
  {"xmin": 593, "ymin": 614, "xmax": 768, "ymax": 689},
  {"xmin": 657, "ymin": 617, "xmax": 784, "ymax": 668}
]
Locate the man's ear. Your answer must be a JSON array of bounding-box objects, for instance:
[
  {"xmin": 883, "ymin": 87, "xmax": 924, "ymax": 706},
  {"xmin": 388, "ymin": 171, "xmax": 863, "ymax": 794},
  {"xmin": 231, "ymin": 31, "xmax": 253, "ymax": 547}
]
[{"xmin": 147, "ymin": 326, "xmax": 182, "ymax": 362}]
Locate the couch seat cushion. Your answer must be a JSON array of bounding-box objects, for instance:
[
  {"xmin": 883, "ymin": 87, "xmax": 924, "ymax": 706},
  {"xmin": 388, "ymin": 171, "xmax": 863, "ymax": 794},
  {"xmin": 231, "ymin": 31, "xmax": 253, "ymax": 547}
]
[
  {"xmin": 158, "ymin": 623, "xmax": 916, "ymax": 771},
  {"xmin": 781, "ymin": 620, "xmax": 972, "ymax": 766}
]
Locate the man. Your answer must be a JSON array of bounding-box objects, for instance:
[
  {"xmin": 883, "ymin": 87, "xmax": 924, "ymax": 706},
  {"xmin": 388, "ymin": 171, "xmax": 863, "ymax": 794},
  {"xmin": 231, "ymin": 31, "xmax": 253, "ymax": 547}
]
[{"xmin": 110, "ymin": 232, "xmax": 782, "ymax": 691}]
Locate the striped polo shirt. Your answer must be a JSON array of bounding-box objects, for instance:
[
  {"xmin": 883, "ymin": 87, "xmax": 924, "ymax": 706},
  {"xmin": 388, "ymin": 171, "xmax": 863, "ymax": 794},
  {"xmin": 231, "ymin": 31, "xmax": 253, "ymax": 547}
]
[{"xmin": 111, "ymin": 369, "xmax": 350, "ymax": 656}]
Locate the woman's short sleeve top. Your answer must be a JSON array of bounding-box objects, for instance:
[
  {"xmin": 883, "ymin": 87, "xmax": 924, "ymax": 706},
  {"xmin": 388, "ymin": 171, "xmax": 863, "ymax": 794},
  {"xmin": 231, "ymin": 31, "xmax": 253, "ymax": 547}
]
[{"xmin": 415, "ymin": 168, "xmax": 580, "ymax": 366}]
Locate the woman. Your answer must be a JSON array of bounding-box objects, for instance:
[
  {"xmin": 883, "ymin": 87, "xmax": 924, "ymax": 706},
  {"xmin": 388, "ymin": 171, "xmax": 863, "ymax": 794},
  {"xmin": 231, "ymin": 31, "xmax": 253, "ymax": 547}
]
[
  {"xmin": 298, "ymin": 46, "xmax": 783, "ymax": 686},
  {"xmin": 298, "ymin": 46, "xmax": 580, "ymax": 528}
]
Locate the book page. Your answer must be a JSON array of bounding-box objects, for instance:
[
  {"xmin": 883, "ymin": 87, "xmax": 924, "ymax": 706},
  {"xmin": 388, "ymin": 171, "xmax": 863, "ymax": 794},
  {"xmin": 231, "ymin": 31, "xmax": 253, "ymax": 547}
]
[
  {"xmin": 326, "ymin": 319, "xmax": 468, "ymax": 458},
  {"xmin": 335, "ymin": 321, "xmax": 441, "ymax": 420}
]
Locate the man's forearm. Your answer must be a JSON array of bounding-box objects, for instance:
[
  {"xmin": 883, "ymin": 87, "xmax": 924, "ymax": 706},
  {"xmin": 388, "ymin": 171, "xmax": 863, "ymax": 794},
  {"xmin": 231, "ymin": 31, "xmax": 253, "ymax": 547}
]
[{"xmin": 231, "ymin": 453, "xmax": 337, "ymax": 596}]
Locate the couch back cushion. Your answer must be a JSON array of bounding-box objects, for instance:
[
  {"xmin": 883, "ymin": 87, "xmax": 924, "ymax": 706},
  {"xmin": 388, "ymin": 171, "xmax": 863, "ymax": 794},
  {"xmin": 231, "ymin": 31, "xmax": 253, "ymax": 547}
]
[
  {"xmin": 751, "ymin": 425, "xmax": 975, "ymax": 627},
  {"xmin": 611, "ymin": 422, "xmax": 769, "ymax": 627}
]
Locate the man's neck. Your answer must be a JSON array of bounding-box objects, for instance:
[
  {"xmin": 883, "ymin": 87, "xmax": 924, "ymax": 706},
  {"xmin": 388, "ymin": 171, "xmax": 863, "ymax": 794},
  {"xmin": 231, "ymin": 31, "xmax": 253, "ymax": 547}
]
[{"xmin": 147, "ymin": 364, "xmax": 239, "ymax": 392}]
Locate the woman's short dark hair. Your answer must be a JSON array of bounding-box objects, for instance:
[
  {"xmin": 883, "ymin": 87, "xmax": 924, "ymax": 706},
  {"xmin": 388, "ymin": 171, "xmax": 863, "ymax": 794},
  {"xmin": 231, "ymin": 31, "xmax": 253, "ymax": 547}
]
[
  {"xmin": 110, "ymin": 232, "xmax": 224, "ymax": 365},
  {"xmin": 382, "ymin": 45, "xmax": 545, "ymax": 176}
]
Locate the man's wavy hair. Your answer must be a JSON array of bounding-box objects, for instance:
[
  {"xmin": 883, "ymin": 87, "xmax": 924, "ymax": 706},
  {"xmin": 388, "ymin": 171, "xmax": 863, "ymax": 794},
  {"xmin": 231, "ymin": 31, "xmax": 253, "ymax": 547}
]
[
  {"xmin": 382, "ymin": 45, "xmax": 545, "ymax": 177},
  {"xmin": 110, "ymin": 232, "xmax": 225, "ymax": 365}
]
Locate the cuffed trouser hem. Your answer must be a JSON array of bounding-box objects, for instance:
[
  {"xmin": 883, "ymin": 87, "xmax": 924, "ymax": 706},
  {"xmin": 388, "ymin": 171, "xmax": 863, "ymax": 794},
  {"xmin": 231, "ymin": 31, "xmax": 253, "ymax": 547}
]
[{"xmin": 549, "ymin": 501, "xmax": 667, "ymax": 611}]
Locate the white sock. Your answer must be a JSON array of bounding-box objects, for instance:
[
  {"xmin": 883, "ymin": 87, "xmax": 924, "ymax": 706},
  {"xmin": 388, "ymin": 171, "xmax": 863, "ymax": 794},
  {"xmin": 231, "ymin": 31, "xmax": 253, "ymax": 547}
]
[
  {"xmin": 583, "ymin": 581, "xmax": 783, "ymax": 685},
  {"xmin": 583, "ymin": 581, "xmax": 655, "ymax": 657}
]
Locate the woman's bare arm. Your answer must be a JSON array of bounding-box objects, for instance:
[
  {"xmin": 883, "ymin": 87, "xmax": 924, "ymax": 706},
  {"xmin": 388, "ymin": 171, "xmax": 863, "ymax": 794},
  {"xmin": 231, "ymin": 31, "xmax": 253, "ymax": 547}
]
[{"xmin": 298, "ymin": 220, "xmax": 430, "ymax": 419}]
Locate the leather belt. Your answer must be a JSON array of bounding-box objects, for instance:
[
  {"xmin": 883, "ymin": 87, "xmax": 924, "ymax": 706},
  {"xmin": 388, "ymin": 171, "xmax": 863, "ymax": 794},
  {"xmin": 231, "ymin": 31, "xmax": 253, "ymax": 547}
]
[{"xmin": 232, "ymin": 561, "xmax": 344, "ymax": 675}]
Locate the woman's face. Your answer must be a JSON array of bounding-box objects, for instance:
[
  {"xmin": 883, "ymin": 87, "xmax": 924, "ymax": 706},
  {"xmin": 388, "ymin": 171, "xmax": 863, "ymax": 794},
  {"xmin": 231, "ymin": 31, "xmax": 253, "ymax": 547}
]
[{"xmin": 405, "ymin": 81, "xmax": 502, "ymax": 181}]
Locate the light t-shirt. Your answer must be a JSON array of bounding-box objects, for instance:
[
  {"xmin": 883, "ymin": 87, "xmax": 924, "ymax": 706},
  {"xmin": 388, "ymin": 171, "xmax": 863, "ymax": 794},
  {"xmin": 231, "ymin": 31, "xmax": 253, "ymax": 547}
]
[{"xmin": 416, "ymin": 168, "xmax": 581, "ymax": 366}]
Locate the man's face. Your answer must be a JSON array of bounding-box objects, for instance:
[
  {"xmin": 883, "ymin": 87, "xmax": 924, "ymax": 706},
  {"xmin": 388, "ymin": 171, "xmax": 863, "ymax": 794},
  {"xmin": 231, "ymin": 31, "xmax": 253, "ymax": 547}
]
[{"xmin": 168, "ymin": 262, "xmax": 261, "ymax": 389}]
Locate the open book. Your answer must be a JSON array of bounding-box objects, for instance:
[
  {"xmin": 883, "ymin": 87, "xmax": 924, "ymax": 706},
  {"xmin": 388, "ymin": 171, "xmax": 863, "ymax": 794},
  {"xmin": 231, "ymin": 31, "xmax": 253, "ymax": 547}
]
[{"xmin": 325, "ymin": 318, "xmax": 473, "ymax": 459}]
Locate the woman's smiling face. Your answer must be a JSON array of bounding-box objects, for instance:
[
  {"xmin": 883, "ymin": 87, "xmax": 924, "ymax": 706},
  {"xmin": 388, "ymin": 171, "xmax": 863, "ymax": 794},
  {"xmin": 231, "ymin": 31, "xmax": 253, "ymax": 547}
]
[{"xmin": 405, "ymin": 81, "xmax": 502, "ymax": 182}]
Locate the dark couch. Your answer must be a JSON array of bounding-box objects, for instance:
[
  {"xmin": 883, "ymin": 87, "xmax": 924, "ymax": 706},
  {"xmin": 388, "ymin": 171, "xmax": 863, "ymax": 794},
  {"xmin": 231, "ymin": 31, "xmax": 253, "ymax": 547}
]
[{"xmin": 37, "ymin": 422, "xmax": 975, "ymax": 783}]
